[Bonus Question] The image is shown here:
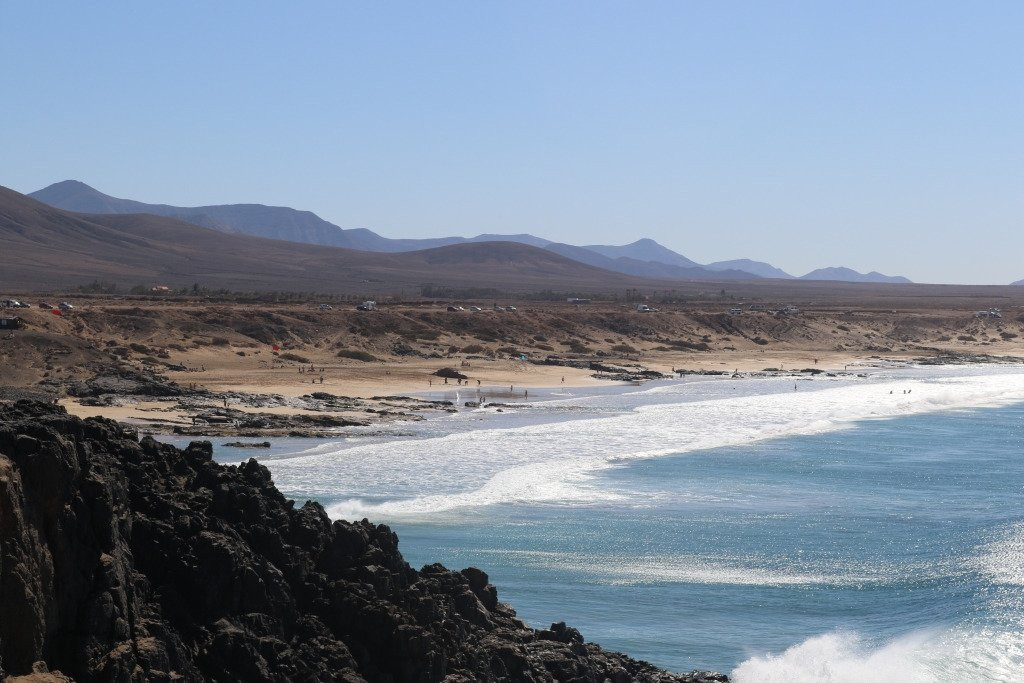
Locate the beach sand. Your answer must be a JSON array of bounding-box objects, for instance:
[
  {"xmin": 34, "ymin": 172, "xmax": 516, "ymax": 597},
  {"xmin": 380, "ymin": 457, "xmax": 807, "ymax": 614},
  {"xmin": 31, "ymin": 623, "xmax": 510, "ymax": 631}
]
[{"xmin": 6, "ymin": 297, "xmax": 1021, "ymax": 432}]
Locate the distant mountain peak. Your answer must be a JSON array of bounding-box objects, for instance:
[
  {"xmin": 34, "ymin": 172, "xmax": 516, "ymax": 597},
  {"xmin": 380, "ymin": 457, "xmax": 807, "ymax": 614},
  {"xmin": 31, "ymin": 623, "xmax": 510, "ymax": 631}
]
[
  {"xmin": 799, "ymin": 266, "xmax": 911, "ymax": 284},
  {"xmin": 705, "ymin": 258, "xmax": 793, "ymax": 279},
  {"xmin": 581, "ymin": 239, "xmax": 700, "ymax": 269},
  {"xmin": 49, "ymin": 179, "xmax": 95, "ymax": 190}
]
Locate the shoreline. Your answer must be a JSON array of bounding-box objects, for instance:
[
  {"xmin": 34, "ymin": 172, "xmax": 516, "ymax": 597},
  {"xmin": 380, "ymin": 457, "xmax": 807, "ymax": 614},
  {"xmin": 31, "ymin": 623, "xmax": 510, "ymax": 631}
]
[
  {"xmin": 5, "ymin": 295, "xmax": 1021, "ymax": 437},
  {"xmin": 0, "ymin": 401, "xmax": 730, "ymax": 681},
  {"xmin": 54, "ymin": 352, "xmax": 1024, "ymax": 438}
]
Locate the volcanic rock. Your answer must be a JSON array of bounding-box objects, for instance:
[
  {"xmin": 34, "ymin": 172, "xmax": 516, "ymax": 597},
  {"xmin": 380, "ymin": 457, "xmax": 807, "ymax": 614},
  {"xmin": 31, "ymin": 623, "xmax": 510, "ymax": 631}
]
[{"xmin": 0, "ymin": 401, "xmax": 726, "ymax": 682}]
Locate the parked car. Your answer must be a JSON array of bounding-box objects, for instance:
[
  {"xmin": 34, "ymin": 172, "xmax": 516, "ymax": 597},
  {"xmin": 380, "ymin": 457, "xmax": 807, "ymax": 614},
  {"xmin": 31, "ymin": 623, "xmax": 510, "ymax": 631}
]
[
  {"xmin": 58, "ymin": 301, "xmax": 75, "ymax": 311},
  {"xmin": 469, "ymin": 306, "xmax": 482, "ymax": 312}
]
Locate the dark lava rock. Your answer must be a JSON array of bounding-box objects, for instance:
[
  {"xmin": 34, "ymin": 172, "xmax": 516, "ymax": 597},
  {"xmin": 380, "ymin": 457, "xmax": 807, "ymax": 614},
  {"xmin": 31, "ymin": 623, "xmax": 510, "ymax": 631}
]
[
  {"xmin": 0, "ymin": 400, "xmax": 727, "ymax": 682},
  {"xmin": 65, "ymin": 367, "xmax": 185, "ymax": 397},
  {"xmin": 432, "ymin": 368, "xmax": 468, "ymax": 380}
]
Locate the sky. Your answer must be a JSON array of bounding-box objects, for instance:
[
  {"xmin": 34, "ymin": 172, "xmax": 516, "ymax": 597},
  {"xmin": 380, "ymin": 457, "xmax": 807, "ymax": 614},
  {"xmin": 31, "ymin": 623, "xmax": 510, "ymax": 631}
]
[{"xmin": 2, "ymin": 1, "xmax": 1022, "ymax": 284}]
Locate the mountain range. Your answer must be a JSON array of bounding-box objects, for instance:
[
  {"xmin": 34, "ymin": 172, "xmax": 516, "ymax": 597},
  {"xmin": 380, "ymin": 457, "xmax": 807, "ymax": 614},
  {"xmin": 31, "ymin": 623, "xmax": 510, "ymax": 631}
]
[
  {"xmin": 0, "ymin": 186, "xmax": 658, "ymax": 294},
  {"xmin": 799, "ymin": 267, "xmax": 912, "ymax": 284},
  {"xmin": 29, "ymin": 180, "xmax": 912, "ymax": 284}
]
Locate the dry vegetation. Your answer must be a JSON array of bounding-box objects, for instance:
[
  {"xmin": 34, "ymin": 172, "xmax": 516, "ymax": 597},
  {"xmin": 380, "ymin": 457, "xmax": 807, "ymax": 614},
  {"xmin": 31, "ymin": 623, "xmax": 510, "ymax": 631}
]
[{"xmin": 3, "ymin": 294, "xmax": 1024, "ymax": 401}]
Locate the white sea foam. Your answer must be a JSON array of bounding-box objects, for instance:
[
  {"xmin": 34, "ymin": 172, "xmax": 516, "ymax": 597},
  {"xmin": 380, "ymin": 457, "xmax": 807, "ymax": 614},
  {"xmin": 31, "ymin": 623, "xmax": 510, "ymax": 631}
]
[
  {"xmin": 486, "ymin": 550, "xmax": 897, "ymax": 587},
  {"xmin": 256, "ymin": 370, "xmax": 1024, "ymax": 519},
  {"xmin": 734, "ymin": 516, "xmax": 1024, "ymax": 682},
  {"xmin": 974, "ymin": 522, "xmax": 1024, "ymax": 587},
  {"xmin": 732, "ymin": 628, "xmax": 1024, "ymax": 683}
]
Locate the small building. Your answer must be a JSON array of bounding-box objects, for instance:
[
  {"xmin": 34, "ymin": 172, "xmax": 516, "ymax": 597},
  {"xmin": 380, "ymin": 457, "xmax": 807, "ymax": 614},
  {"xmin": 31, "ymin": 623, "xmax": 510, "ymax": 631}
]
[
  {"xmin": 0, "ymin": 317, "xmax": 21, "ymax": 330},
  {"xmin": 728, "ymin": 308, "xmax": 743, "ymax": 315},
  {"xmin": 356, "ymin": 300, "xmax": 376, "ymax": 311}
]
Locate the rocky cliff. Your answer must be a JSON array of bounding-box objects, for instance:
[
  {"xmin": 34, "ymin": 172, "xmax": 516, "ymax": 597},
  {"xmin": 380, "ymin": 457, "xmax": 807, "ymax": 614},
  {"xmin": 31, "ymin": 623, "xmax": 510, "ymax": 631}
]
[{"xmin": 0, "ymin": 401, "xmax": 726, "ymax": 682}]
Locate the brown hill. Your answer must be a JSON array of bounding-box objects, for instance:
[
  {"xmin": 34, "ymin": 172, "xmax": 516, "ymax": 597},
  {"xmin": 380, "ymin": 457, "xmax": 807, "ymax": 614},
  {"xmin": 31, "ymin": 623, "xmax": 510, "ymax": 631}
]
[{"xmin": 0, "ymin": 186, "xmax": 652, "ymax": 294}]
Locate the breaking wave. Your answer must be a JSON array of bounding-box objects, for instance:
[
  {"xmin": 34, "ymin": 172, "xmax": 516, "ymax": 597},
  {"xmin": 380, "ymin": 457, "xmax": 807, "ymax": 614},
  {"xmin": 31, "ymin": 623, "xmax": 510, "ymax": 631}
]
[{"xmin": 255, "ymin": 371, "xmax": 1024, "ymax": 520}]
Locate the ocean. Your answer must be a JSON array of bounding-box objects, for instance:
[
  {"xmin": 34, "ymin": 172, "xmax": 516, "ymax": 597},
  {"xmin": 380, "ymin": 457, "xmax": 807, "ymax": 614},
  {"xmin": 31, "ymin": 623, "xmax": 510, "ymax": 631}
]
[{"xmin": 161, "ymin": 365, "xmax": 1024, "ymax": 681}]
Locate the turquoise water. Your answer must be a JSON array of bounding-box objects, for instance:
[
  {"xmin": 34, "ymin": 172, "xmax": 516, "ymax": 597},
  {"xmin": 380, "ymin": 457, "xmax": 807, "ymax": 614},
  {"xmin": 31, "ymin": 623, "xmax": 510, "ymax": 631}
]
[
  {"xmin": 165, "ymin": 367, "xmax": 1024, "ymax": 680},
  {"xmin": 392, "ymin": 404, "xmax": 1024, "ymax": 679}
]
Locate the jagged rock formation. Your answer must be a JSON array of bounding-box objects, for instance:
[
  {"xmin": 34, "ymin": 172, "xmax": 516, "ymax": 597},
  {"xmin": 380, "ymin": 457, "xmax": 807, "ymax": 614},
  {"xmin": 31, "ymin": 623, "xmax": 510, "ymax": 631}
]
[{"xmin": 0, "ymin": 401, "xmax": 726, "ymax": 682}]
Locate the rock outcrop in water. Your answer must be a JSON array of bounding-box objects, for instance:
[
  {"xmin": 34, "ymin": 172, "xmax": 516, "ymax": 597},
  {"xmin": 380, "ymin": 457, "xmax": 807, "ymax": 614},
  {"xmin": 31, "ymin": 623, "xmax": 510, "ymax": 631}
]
[{"xmin": 0, "ymin": 401, "xmax": 726, "ymax": 682}]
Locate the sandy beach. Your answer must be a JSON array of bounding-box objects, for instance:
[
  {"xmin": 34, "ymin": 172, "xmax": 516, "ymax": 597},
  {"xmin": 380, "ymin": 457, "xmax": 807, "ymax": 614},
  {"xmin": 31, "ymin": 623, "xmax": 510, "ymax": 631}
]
[{"xmin": 3, "ymin": 296, "xmax": 1020, "ymax": 435}]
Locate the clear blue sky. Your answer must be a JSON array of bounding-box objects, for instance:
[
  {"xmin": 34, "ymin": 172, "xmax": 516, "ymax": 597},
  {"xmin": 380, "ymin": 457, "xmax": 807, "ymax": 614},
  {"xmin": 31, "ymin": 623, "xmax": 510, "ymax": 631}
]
[{"xmin": 3, "ymin": 1, "xmax": 1022, "ymax": 284}]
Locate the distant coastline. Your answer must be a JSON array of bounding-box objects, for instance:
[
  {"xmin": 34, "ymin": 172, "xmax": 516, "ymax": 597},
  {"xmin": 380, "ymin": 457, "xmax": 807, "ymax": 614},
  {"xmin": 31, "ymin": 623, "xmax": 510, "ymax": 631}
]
[{"xmin": 2, "ymin": 295, "xmax": 1020, "ymax": 438}]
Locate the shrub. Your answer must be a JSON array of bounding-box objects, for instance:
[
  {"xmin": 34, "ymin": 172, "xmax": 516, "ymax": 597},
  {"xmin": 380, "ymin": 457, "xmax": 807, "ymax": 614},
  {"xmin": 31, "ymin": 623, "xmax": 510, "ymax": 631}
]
[
  {"xmin": 279, "ymin": 352, "xmax": 311, "ymax": 363},
  {"xmin": 433, "ymin": 367, "xmax": 467, "ymax": 379},
  {"xmin": 566, "ymin": 341, "xmax": 593, "ymax": 354},
  {"xmin": 611, "ymin": 343, "xmax": 638, "ymax": 354},
  {"xmin": 667, "ymin": 339, "xmax": 711, "ymax": 352},
  {"xmin": 337, "ymin": 349, "xmax": 378, "ymax": 362},
  {"xmin": 957, "ymin": 335, "xmax": 976, "ymax": 342},
  {"xmin": 1000, "ymin": 331, "xmax": 1018, "ymax": 340},
  {"xmin": 752, "ymin": 337, "xmax": 770, "ymax": 346},
  {"xmin": 461, "ymin": 343, "xmax": 484, "ymax": 354}
]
